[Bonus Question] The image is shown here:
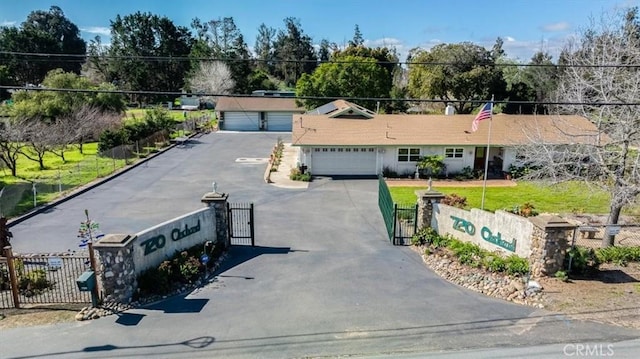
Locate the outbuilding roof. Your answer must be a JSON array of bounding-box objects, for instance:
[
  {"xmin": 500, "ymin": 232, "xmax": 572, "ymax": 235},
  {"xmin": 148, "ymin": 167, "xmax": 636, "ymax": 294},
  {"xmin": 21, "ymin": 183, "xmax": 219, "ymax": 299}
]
[
  {"xmin": 292, "ymin": 113, "xmax": 604, "ymax": 147},
  {"xmin": 216, "ymin": 96, "xmax": 304, "ymax": 112}
]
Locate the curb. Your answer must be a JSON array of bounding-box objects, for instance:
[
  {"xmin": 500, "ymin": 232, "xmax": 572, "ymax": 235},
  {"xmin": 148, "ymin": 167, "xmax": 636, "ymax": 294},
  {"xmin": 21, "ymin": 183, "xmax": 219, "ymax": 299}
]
[{"xmin": 7, "ymin": 138, "xmax": 191, "ymax": 228}]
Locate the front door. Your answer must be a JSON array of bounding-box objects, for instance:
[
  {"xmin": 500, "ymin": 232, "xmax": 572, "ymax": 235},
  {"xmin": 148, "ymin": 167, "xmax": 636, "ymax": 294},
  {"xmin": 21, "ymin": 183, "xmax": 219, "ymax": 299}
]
[{"xmin": 474, "ymin": 147, "xmax": 486, "ymax": 171}]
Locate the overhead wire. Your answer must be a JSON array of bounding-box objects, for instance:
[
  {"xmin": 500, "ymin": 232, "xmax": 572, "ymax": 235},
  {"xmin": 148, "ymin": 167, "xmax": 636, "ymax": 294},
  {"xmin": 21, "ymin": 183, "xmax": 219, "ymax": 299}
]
[
  {"xmin": 1, "ymin": 85, "xmax": 639, "ymax": 106},
  {"xmin": 2, "ymin": 50, "xmax": 639, "ymax": 68}
]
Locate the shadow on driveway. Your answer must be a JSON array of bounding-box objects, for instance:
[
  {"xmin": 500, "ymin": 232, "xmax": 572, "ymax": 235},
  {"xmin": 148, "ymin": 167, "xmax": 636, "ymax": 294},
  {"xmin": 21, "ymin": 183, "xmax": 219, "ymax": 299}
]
[{"xmin": 214, "ymin": 245, "xmax": 299, "ymax": 279}]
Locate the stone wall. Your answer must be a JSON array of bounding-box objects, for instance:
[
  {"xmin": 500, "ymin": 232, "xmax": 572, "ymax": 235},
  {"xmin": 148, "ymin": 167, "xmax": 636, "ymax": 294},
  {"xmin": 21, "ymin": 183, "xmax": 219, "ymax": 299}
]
[
  {"xmin": 528, "ymin": 216, "xmax": 575, "ymax": 278},
  {"xmin": 94, "ymin": 234, "xmax": 136, "ymax": 303},
  {"xmin": 95, "ymin": 192, "xmax": 230, "ymax": 303},
  {"xmin": 132, "ymin": 207, "xmax": 215, "ymax": 276},
  {"xmin": 431, "ymin": 203, "xmax": 534, "ymax": 258},
  {"xmin": 416, "ymin": 188, "xmax": 576, "ymax": 279}
]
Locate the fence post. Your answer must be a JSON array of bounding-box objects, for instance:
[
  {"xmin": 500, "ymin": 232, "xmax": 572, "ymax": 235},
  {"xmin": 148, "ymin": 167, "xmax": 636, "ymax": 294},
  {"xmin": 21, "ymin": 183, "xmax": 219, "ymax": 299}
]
[
  {"xmin": 4, "ymin": 246, "xmax": 20, "ymax": 309},
  {"xmin": 392, "ymin": 203, "xmax": 398, "ymax": 245}
]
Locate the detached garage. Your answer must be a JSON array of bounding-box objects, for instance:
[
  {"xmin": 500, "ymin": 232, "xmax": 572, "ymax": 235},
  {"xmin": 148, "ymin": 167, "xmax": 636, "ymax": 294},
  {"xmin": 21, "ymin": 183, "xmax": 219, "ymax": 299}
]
[{"xmin": 216, "ymin": 97, "xmax": 304, "ymax": 131}]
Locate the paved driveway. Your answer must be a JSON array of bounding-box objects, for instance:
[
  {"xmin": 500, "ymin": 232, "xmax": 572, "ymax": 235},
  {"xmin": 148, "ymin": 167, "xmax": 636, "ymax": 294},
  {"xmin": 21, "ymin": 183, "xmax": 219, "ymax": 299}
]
[
  {"xmin": 9, "ymin": 132, "xmax": 288, "ymax": 253},
  {"xmin": 2, "ymin": 133, "xmax": 639, "ymax": 358}
]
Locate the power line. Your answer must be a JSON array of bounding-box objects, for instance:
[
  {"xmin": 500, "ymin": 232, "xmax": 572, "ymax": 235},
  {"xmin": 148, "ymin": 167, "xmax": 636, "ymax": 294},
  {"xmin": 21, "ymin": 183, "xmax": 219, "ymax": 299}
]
[
  {"xmin": 2, "ymin": 85, "xmax": 640, "ymax": 106},
  {"xmin": 2, "ymin": 50, "xmax": 639, "ymax": 68}
]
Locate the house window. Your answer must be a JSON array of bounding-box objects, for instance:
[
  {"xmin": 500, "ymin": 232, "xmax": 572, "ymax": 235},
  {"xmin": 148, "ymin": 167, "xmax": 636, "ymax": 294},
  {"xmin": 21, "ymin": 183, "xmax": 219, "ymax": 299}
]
[
  {"xmin": 330, "ymin": 148, "xmax": 336, "ymax": 152},
  {"xmin": 345, "ymin": 148, "xmax": 351, "ymax": 152},
  {"xmin": 445, "ymin": 148, "xmax": 464, "ymax": 159},
  {"xmin": 398, "ymin": 148, "xmax": 421, "ymax": 162},
  {"xmin": 314, "ymin": 148, "xmax": 320, "ymax": 152},
  {"xmin": 353, "ymin": 148, "xmax": 359, "ymax": 152},
  {"xmin": 337, "ymin": 148, "xmax": 344, "ymax": 152},
  {"xmin": 322, "ymin": 148, "xmax": 328, "ymax": 152}
]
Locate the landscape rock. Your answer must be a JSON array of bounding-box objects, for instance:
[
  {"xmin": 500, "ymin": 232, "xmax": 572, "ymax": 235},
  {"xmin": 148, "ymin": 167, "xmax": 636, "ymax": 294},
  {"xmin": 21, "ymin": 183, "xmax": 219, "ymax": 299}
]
[{"xmin": 414, "ymin": 246, "xmax": 546, "ymax": 308}]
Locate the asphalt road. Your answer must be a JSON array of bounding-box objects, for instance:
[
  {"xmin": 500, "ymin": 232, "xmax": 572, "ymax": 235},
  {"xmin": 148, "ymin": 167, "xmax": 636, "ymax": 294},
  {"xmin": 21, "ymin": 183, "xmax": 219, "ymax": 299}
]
[{"xmin": 2, "ymin": 132, "xmax": 639, "ymax": 358}]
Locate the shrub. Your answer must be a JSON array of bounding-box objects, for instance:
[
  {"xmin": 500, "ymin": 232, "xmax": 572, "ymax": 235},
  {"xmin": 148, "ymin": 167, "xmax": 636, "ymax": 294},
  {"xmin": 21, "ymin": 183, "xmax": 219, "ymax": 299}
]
[
  {"xmin": 505, "ymin": 202, "xmax": 538, "ymax": 217},
  {"xmin": 595, "ymin": 246, "xmax": 640, "ymax": 266},
  {"xmin": 483, "ymin": 255, "xmax": 507, "ymax": 272},
  {"xmin": 137, "ymin": 264, "xmax": 172, "ymax": 295},
  {"xmin": 449, "ymin": 238, "xmax": 484, "ymax": 267},
  {"xmin": 135, "ymin": 242, "xmax": 224, "ymax": 296},
  {"xmin": 442, "ymin": 193, "xmax": 467, "ymax": 209},
  {"xmin": 458, "ymin": 166, "xmax": 475, "ymax": 180},
  {"xmin": 411, "ymin": 227, "xmax": 439, "ymax": 246},
  {"xmin": 554, "ymin": 270, "xmax": 569, "ymax": 282},
  {"xmin": 382, "ymin": 166, "xmax": 399, "ymax": 178},
  {"xmin": 565, "ymin": 247, "xmax": 600, "ymax": 274},
  {"xmin": 18, "ymin": 269, "xmax": 52, "ymax": 295},
  {"xmin": 417, "ymin": 155, "xmax": 446, "ymax": 177},
  {"xmin": 290, "ymin": 167, "xmax": 312, "ymax": 182},
  {"xmin": 504, "ymin": 255, "xmax": 530, "ymax": 276}
]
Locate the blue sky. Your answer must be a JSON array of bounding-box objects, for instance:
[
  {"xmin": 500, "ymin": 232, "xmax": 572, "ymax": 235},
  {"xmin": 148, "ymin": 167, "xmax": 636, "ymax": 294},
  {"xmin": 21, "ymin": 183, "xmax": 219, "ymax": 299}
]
[{"xmin": 1, "ymin": 0, "xmax": 638, "ymax": 61}]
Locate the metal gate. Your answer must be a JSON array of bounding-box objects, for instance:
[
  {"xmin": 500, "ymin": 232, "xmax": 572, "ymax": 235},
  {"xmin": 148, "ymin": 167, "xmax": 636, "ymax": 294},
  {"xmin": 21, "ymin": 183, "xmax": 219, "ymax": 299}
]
[
  {"xmin": 378, "ymin": 176, "xmax": 418, "ymax": 245},
  {"xmin": 227, "ymin": 202, "xmax": 255, "ymax": 246},
  {"xmin": 394, "ymin": 204, "xmax": 419, "ymax": 245}
]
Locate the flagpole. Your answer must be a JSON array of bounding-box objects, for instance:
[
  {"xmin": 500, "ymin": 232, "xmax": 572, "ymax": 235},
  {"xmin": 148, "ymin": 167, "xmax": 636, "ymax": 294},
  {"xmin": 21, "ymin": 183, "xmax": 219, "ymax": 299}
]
[{"xmin": 480, "ymin": 96, "xmax": 494, "ymax": 210}]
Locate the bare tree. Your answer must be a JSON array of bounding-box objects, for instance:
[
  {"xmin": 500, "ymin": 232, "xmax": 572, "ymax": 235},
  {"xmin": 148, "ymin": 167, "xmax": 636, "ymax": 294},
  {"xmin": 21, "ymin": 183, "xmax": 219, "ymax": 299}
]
[
  {"xmin": 187, "ymin": 61, "xmax": 235, "ymax": 103},
  {"xmin": 0, "ymin": 119, "xmax": 30, "ymax": 176},
  {"xmin": 21, "ymin": 120, "xmax": 54, "ymax": 170},
  {"xmin": 57, "ymin": 105, "xmax": 121, "ymax": 155},
  {"xmin": 519, "ymin": 9, "xmax": 640, "ymax": 246}
]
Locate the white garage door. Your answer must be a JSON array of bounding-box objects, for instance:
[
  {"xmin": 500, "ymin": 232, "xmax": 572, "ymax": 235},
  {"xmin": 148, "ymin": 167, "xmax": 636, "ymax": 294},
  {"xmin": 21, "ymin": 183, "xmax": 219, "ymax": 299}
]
[
  {"xmin": 222, "ymin": 112, "xmax": 260, "ymax": 131},
  {"xmin": 266, "ymin": 112, "xmax": 294, "ymax": 131},
  {"xmin": 311, "ymin": 147, "xmax": 377, "ymax": 175}
]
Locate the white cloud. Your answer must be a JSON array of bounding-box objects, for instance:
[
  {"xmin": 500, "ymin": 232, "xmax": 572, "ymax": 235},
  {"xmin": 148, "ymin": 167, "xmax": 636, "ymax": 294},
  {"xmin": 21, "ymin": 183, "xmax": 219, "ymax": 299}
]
[
  {"xmin": 505, "ymin": 36, "xmax": 516, "ymax": 42},
  {"xmin": 81, "ymin": 26, "xmax": 111, "ymax": 36},
  {"xmin": 540, "ymin": 21, "xmax": 571, "ymax": 32},
  {"xmin": 1, "ymin": 21, "xmax": 16, "ymax": 27},
  {"xmin": 364, "ymin": 37, "xmax": 403, "ymax": 48},
  {"xmin": 476, "ymin": 35, "xmax": 569, "ymax": 61}
]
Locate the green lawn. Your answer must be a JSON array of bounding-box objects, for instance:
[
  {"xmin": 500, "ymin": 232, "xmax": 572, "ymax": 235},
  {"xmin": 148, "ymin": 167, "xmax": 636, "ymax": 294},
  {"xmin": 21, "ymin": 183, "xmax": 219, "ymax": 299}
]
[
  {"xmin": 1, "ymin": 142, "xmax": 132, "ymax": 217},
  {"xmin": 388, "ymin": 181, "xmax": 634, "ymax": 215}
]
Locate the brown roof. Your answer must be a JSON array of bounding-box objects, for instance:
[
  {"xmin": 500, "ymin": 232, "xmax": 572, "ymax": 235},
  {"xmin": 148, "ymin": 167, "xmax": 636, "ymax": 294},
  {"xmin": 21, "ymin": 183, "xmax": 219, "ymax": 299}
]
[
  {"xmin": 292, "ymin": 113, "xmax": 603, "ymax": 146},
  {"xmin": 216, "ymin": 97, "xmax": 304, "ymax": 112}
]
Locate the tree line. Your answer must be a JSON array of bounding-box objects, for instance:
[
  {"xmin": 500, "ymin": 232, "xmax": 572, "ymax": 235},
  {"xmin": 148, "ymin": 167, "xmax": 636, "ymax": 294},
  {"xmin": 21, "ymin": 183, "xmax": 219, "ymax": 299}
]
[
  {"xmin": 1, "ymin": 6, "xmax": 640, "ymax": 239},
  {"xmin": 1, "ymin": 6, "xmax": 561, "ymax": 113}
]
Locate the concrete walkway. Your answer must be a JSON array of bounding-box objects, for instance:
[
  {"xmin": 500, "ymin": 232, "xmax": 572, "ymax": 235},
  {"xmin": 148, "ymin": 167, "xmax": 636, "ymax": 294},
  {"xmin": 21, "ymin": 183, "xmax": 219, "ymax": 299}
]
[{"xmin": 268, "ymin": 143, "xmax": 309, "ymax": 189}]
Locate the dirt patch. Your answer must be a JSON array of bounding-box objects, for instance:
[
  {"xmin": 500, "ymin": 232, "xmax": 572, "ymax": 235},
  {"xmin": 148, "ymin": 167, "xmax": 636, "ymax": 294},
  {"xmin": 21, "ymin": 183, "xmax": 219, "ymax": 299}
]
[
  {"xmin": 0, "ymin": 304, "xmax": 84, "ymax": 329},
  {"xmin": 538, "ymin": 263, "xmax": 640, "ymax": 329}
]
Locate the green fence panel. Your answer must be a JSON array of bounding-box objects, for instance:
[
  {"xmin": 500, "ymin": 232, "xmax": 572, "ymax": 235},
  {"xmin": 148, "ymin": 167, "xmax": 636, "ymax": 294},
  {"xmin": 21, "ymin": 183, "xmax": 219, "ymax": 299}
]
[{"xmin": 378, "ymin": 175, "xmax": 395, "ymax": 241}]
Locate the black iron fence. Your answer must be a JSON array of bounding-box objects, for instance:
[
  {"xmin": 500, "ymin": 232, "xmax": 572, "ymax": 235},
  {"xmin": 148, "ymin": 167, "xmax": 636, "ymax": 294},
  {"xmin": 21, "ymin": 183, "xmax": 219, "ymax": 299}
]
[{"xmin": 0, "ymin": 251, "xmax": 92, "ymax": 309}]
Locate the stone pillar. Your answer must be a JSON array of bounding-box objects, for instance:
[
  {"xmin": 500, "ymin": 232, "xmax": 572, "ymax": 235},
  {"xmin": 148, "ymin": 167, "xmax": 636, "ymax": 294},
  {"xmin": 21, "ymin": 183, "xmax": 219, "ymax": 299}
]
[
  {"xmin": 93, "ymin": 234, "xmax": 136, "ymax": 303},
  {"xmin": 416, "ymin": 189, "xmax": 446, "ymax": 229},
  {"xmin": 201, "ymin": 192, "xmax": 230, "ymax": 249},
  {"xmin": 528, "ymin": 215, "xmax": 576, "ymax": 278}
]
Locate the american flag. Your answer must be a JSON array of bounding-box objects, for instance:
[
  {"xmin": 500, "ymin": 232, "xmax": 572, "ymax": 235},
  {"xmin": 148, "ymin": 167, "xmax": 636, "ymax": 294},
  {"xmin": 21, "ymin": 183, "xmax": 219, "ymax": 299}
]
[{"xmin": 471, "ymin": 102, "xmax": 493, "ymax": 132}]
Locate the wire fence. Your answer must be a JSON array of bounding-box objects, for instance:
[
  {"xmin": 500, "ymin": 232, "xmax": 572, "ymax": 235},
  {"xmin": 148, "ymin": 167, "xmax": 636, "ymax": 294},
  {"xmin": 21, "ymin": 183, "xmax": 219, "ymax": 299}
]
[
  {"xmin": 0, "ymin": 115, "xmax": 211, "ymax": 219},
  {"xmin": 572, "ymin": 224, "xmax": 640, "ymax": 249}
]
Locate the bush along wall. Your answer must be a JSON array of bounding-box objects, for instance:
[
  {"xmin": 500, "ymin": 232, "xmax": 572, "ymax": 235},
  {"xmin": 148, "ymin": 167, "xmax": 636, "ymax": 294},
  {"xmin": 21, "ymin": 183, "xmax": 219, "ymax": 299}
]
[
  {"xmin": 565, "ymin": 245, "xmax": 640, "ymax": 275},
  {"xmin": 411, "ymin": 227, "xmax": 545, "ymax": 308},
  {"xmin": 136, "ymin": 241, "xmax": 225, "ymax": 300}
]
